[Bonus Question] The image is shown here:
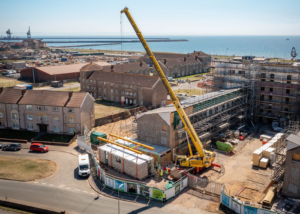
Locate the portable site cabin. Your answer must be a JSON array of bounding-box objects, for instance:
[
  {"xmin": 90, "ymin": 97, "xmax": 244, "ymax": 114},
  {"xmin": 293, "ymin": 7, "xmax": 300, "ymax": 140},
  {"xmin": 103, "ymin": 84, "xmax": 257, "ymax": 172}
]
[
  {"xmin": 98, "ymin": 144, "xmax": 155, "ymax": 180},
  {"xmin": 114, "ymin": 137, "xmax": 171, "ymax": 167}
]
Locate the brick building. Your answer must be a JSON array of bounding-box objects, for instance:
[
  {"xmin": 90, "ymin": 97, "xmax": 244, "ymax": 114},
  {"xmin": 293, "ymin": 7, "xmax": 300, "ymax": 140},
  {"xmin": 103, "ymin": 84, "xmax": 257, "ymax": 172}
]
[
  {"xmin": 20, "ymin": 62, "xmax": 110, "ymax": 83},
  {"xmin": 80, "ymin": 63, "xmax": 167, "ymax": 108},
  {"xmin": 0, "ymin": 88, "xmax": 95, "ymax": 135},
  {"xmin": 282, "ymin": 133, "xmax": 300, "ymax": 198},
  {"xmin": 137, "ymin": 88, "xmax": 246, "ymax": 161}
]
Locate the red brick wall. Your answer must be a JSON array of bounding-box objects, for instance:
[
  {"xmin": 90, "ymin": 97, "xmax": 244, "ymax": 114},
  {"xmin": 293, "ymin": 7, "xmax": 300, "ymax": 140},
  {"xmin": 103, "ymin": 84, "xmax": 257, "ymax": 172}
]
[{"xmin": 21, "ymin": 68, "xmax": 79, "ymax": 83}]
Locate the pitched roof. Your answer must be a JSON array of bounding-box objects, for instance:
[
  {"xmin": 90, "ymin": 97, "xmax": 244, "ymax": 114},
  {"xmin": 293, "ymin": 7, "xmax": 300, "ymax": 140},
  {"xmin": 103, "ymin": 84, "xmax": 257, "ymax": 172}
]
[
  {"xmin": 80, "ymin": 62, "xmax": 103, "ymax": 72},
  {"xmin": 0, "ymin": 88, "xmax": 23, "ymax": 104},
  {"xmin": 144, "ymin": 51, "xmax": 210, "ymax": 60},
  {"xmin": 144, "ymin": 52, "xmax": 187, "ymax": 60},
  {"xmin": 88, "ymin": 70, "xmax": 159, "ymax": 88},
  {"xmin": 17, "ymin": 90, "xmax": 89, "ymax": 107},
  {"xmin": 158, "ymin": 57, "xmax": 200, "ymax": 68},
  {"xmin": 30, "ymin": 62, "xmax": 111, "ymax": 75},
  {"xmin": 102, "ymin": 62, "xmax": 149, "ymax": 73},
  {"xmin": 286, "ymin": 134, "xmax": 300, "ymax": 151},
  {"xmin": 65, "ymin": 92, "xmax": 88, "ymax": 107}
]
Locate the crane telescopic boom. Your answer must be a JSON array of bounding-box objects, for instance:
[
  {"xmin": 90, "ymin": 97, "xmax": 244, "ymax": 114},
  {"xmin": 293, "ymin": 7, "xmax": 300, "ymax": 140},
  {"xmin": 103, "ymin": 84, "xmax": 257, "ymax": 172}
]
[{"xmin": 120, "ymin": 7, "xmax": 207, "ymax": 158}]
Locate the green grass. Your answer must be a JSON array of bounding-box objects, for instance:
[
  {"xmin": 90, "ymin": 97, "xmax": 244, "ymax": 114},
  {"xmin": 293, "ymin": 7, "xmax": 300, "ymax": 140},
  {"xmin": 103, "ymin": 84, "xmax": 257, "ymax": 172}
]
[
  {"xmin": 0, "ymin": 130, "xmax": 38, "ymax": 141},
  {"xmin": 0, "ymin": 156, "xmax": 57, "ymax": 181},
  {"xmin": 173, "ymin": 89, "xmax": 204, "ymax": 96},
  {"xmin": 36, "ymin": 134, "xmax": 73, "ymax": 143},
  {"xmin": 174, "ymin": 74, "xmax": 207, "ymax": 81},
  {"xmin": 94, "ymin": 101, "xmax": 125, "ymax": 118},
  {"xmin": 60, "ymin": 87, "xmax": 81, "ymax": 92}
]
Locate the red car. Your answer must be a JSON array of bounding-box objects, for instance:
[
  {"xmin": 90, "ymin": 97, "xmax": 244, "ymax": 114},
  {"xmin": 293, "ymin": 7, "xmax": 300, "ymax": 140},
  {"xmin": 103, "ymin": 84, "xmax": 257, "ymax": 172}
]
[{"xmin": 30, "ymin": 143, "xmax": 49, "ymax": 153}]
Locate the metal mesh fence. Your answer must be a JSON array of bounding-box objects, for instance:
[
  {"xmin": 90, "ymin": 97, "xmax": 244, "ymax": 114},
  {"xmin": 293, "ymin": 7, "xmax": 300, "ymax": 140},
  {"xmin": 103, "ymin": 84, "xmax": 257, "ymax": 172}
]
[{"xmin": 188, "ymin": 173, "xmax": 224, "ymax": 195}]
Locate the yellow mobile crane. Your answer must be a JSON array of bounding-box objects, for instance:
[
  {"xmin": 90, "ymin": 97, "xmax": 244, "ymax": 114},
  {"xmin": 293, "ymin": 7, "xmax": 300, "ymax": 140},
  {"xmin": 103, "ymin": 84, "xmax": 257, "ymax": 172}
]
[{"xmin": 121, "ymin": 7, "xmax": 217, "ymax": 169}]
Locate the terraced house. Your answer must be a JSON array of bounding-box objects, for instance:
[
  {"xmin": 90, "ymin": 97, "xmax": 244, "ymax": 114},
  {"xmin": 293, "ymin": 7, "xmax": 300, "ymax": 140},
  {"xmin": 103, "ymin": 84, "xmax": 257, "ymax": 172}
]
[
  {"xmin": 144, "ymin": 51, "xmax": 211, "ymax": 77},
  {"xmin": 80, "ymin": 63, "xmax": 167, "ymax": 108},
  {"xmin": 0, "ymin": 88, "xmax": 95, "ymax": 134}
]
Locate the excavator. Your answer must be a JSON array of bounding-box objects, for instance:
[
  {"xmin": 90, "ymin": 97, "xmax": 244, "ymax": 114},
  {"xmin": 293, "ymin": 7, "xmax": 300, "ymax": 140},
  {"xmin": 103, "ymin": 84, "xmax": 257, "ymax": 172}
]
[{"xmin": 121, "ymin": 7, "xmax": 217, "ymax": 169}]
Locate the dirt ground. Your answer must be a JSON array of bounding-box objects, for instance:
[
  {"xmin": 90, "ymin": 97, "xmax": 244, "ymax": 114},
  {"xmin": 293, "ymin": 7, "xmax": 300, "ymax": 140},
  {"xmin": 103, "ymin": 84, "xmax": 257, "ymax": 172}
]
[
  {"xmin": 94, "ymin": 117, "xmax": 137, "ymax": 139},
  {"xmin": 200, "ymin": 137, "xmax": 272, "ymax": 203},
  {"xmin": 0, "ymin": 156, "xmax": 57, "ymax": 181}
]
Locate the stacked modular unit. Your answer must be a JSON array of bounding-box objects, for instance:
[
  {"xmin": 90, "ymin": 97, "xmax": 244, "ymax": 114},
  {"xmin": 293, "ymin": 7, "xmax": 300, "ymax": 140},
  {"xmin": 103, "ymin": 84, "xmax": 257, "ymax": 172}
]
[{"xmin": 98, "ymin": 144, "xmax": 154, "ymax": 180}]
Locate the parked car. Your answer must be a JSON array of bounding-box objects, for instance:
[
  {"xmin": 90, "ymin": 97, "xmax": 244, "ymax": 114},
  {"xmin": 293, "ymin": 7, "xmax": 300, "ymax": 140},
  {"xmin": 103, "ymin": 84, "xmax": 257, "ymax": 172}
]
[
  {"xmin": 178, "ymin": 79, "xmax": 185, "ymax": 83},
  {"xmin": 2, "ymin": 143, "xmax": 22, "ymax": 151},
  {"xmin": 30, "ymin": 143, "xmax": 49, "ymax": 153},
  {"xmin": 167, "ymin": 77, "xmax": 175, "ymax": 82},
  {"xmin": 0, "ymin": 143, "xmax": 3, "ymax": 149}
]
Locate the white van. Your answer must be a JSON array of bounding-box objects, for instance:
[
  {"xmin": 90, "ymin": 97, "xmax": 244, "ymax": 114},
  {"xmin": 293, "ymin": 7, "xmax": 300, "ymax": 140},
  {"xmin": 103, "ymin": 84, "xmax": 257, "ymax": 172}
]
[{"xmin": 78, "ymin": 154, "xmax": 90, "ymax": 177}]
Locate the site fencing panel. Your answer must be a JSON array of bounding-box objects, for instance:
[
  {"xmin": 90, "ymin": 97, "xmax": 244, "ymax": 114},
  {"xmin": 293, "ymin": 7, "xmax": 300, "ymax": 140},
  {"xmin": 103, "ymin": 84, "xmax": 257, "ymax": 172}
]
[
  {"xmin": 220, "ymin": 186, "xmax": 276, "ymax": 214},
  {"xmin": 188, "ymin": 173, "xmax": 224, "ymax": 195},
  {"xmin": 90, "ymin": 145, "xmax": 189, "ymax": 201}
]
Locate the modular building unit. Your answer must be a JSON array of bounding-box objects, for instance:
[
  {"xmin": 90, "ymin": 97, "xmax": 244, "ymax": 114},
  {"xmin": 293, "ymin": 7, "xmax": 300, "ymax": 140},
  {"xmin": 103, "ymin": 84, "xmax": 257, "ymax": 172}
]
[
  {"xmin": 98, "ymin": 144, "xmax": 155, "ymax": 180},
  {"xmin": 114, "ymin": 137, "xmax": 171, "ymax": 167}
]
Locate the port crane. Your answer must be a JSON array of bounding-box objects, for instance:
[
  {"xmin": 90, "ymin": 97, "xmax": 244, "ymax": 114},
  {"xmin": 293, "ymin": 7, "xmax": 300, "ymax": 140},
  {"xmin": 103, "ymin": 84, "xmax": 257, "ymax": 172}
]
[{"xmin": 121, "ymin": 7, "xmax": 216, "ymax": 169}]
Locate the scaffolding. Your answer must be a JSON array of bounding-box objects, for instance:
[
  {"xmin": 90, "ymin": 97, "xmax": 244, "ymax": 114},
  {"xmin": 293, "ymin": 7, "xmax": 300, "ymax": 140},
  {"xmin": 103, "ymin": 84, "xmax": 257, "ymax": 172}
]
[
  {"xmin": 173, "ymin": 88, "xmax": 247, "ymax": 155},
  {"xmin": 212, "ymin": 61, "xmax": 300, "ymax": 124},
  {"xmin": 272, "ymin": 120, "xmax": 300, "ymax": 182}
]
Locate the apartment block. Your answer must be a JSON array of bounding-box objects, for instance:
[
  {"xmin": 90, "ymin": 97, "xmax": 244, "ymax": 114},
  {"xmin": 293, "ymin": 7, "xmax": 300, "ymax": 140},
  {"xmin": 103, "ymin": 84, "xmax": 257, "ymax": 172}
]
[
  {"xmin": 137, "ymin": 88, "xmax": 247, "ymax": 160},
  {"xmin": 80, "ymin": 63, "xmax": 167, "ymax": 108},
  {"xmin": 0, "ymin": 88, "xmax": 95, "ymax": 135},
  {"xmin": 212, "ymin": 59, "xmax": 300, "ymax": 124}
]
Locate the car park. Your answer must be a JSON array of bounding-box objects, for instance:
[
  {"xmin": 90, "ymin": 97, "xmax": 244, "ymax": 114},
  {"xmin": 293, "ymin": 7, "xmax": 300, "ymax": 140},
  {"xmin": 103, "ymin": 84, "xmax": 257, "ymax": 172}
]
[
  {"xmin": 30, "ymin": 143, "xmax": 49, "ymax": 153},
  {"xmin": 2, "ymin": 143, "xmax": 22, "ymax": 151}
]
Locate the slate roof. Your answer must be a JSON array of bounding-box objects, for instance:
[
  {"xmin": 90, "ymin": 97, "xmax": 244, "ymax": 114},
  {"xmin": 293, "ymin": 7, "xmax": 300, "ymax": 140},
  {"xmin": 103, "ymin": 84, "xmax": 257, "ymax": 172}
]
[
  {"xmin": 0, "ymin": 88, "xmax": 23, "ymax": 104},
  {"xmin": 0, "ymin": 89, "xmax": 90, "ymax": 108}
]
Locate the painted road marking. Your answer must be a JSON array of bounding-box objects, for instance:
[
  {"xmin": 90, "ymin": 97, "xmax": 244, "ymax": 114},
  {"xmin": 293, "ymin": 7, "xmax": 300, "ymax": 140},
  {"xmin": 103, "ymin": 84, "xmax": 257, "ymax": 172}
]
[
  {"xmin": 66, "ymin": 187, "xmax": 71, "ymax": 190},
  {"xmin": 34, "ymin": 182, "xmax": 38, "ymax": 184},
  {"xmin": 75, "ymin": 189, "xmax": 81, "ymax": 191},
  {"xmin": 49, "ymin": 184, "xmax": 54, "ymax": 186},
  {"xmin": 91, "ymin": 193, "xmax": 95, "ymax": 195},
  {"xmin": 83, "ymin": 191, "xmax": 87, "ymax": 193},
  {"xmin": 58, "ymin": 185, "xmax": 64, "ymax": 188},
  {"xmin": 42, "ymin": 183, "xmax": 47, "ymax": 185}
]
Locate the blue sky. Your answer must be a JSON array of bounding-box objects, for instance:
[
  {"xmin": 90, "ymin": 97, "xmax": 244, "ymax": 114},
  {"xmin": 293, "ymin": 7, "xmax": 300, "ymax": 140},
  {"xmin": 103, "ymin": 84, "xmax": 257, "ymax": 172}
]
[{"xmin": 1, "ymin": 0, "xmax": 299, "ymax": 36}]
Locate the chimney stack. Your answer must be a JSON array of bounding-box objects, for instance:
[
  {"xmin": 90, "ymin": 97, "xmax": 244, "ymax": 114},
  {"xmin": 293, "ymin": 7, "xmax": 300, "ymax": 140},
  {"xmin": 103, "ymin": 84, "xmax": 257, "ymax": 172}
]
[
  {"xmin": 140, "ymin": 62, "xmax": 143, "ymax": 67},
  {"xmin": 195, "ymin": 56, "xmax": 198, "ymax": 60},
  {"xmin": 184, "ymin": 57, "xmax": 186, "ymax": 62},
  {"xmin": 0, "ymin": 87, "xmax": 3, "ymax": 94},
  {"xmin": 68, "ymin": 91, "xmax": 73, "ymax": 99},
  {"xmin": 164, "ymin": 59, "xmax": 167, "ymax": 64},
  {"xmin": 198, "ymin": 52, "xmax": 200, "ymax": 56}
]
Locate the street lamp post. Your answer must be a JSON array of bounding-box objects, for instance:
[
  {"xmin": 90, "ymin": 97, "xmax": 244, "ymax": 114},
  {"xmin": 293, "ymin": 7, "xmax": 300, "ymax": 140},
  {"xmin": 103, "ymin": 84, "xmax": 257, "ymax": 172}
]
[{"xmin": 118, "ymin": 183, "xmax": 124, "ymax": 214}]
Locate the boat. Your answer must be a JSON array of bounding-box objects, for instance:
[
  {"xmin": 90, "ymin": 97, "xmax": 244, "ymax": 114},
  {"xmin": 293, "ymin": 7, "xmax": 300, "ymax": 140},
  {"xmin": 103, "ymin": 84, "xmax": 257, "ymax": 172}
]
[{"xmin": 286, "ymin": 38, "xmax": 289, "ymax": 40}]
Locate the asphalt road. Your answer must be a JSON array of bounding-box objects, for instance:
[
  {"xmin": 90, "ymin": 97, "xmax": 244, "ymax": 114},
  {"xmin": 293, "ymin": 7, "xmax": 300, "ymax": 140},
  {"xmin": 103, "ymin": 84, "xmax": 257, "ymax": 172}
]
[
  {"xmin": 0, "ymin": 143, "xmax": 172, "ymax": 214},
  {"xmin": 0, "ymin": 180, "xmax": 171, "ymax": 214},
  {"xmin": 0, "ymin": 143, "xmax": 90, "ymax": 192}
]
